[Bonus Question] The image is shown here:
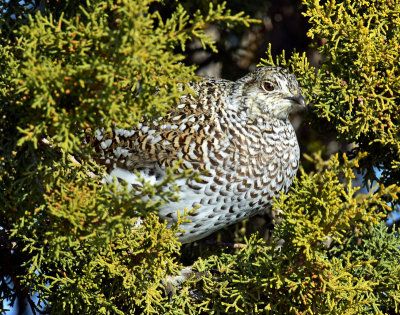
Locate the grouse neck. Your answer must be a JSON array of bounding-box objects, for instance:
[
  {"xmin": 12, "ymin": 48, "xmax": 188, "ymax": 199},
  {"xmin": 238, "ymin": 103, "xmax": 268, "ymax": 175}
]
[{"xmin": 226, "ymin": 105, "xmax": 291, "ymax": 130}]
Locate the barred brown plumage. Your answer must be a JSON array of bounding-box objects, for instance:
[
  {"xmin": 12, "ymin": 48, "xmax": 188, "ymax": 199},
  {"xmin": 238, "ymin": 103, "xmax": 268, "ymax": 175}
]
[{"xmin": 90, "ymin": 66, "xmax": 306, "ymax": 243}]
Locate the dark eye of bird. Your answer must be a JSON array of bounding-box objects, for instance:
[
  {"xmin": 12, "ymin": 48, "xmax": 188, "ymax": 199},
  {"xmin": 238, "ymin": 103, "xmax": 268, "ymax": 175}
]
[{"xmin": 262, "ymin": 81, "xmax": 274, "ymax": 92}]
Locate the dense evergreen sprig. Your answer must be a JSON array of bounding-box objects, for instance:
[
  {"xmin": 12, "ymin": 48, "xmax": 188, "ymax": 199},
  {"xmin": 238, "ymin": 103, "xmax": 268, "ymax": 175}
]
[{"xmin": 262, "ymin": 0, "xmax": 400, "ymax": 187}]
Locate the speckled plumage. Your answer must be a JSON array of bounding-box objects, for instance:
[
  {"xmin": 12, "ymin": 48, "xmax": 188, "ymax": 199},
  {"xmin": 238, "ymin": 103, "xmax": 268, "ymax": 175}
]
[{"xmin": 90, "ymin": 66, "xmax": 306, "ymax": 243}]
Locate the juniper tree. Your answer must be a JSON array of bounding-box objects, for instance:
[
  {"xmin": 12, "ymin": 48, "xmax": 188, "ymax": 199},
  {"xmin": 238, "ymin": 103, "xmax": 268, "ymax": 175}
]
[{"xmin": 1, "ymin": 0, "xmax": 400, "ymax": 314}]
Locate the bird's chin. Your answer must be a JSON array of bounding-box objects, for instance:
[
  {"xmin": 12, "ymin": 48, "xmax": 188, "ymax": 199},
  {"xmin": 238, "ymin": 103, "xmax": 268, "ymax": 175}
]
[
  {"xmin": 274, "ymin": 112, "xmax": 290, "ymax": 120},
  {"xmin": 268, "ymin": 101, "xmax": 293, "ymax": 120}
]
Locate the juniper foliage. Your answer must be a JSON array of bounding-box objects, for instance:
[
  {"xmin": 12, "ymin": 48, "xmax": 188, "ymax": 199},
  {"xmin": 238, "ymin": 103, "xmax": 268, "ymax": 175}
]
[{"xmin": 1, "ymin": 0, "xmax": 399, "ymax": 314}]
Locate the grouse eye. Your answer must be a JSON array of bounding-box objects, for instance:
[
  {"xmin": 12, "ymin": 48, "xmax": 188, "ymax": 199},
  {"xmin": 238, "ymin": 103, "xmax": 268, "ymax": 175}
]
[{"xmin": 262, "ymin": 81, "xmax": 275, "ymax": 92}]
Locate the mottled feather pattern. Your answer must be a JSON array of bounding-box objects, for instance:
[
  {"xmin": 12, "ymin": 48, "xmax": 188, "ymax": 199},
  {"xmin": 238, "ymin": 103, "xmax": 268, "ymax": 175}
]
[{"xmin": 90, "ymin": 66, "xmax": 306, "ymax": 243}]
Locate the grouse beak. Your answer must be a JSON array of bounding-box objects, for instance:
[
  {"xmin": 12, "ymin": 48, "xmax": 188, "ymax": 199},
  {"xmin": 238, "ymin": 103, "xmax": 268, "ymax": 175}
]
[{"xmin": 287, "ymin": 94, "xmax": 307, "ymax": 108}]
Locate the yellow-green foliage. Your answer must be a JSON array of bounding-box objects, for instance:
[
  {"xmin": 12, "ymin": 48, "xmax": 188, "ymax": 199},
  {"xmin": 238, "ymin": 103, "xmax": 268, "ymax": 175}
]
[
  {"xmin": 9, "ymin": 156, "xmax": 198, "ymax": 313},
  {"xmin": 171, "ymin": 153, "xmax": 400, "ymax": 314},
  {"xmin": 1, "ymin": 0, "xmax": 257, "ymax": 152},
  {"xmin": 262, "ymin": 0, "xmax": 400, "ymax": 185},
  {"xmin": 1, "ymin": 0, "xmax": 400, "ymax": 314}
]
